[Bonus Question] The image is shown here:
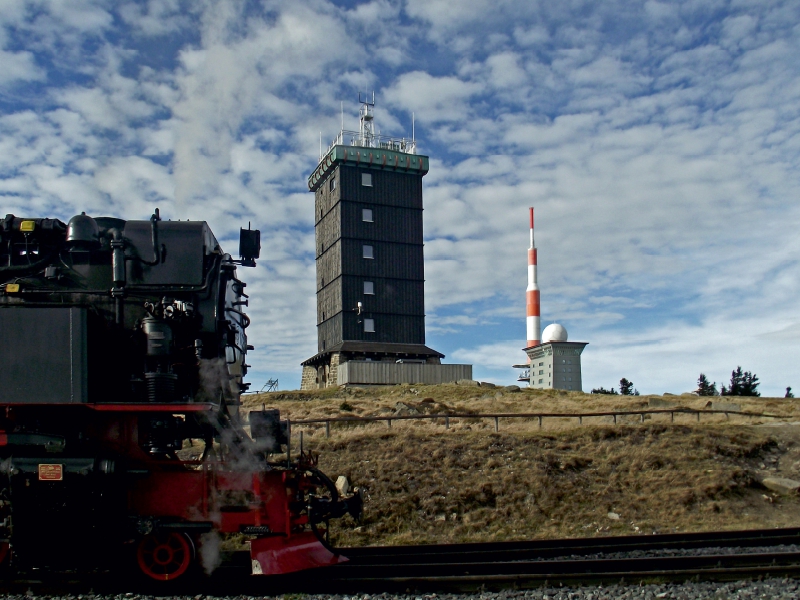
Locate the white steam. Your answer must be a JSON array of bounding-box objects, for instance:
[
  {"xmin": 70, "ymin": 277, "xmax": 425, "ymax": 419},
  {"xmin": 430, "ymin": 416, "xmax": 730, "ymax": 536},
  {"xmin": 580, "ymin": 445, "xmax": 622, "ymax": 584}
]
[
  {"xmin": 199, "ymin": 530, "xmax": 222, "ymax": 575},
  {"xmin": 197, "ymin": 357, "xmax": 236, "ymax": 403}
]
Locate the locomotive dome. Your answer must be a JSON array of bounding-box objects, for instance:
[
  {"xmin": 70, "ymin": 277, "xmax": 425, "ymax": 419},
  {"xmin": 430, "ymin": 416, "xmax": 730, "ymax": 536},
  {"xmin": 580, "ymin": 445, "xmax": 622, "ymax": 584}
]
[{"xmin": 542, "ymin": 323, "xmax": 568, "ymax": 343}]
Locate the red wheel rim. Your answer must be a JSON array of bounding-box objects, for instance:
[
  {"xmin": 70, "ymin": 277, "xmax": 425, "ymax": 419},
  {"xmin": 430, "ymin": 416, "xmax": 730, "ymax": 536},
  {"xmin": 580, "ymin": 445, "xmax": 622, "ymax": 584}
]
[{"xmin": 136, "ymin": 532, "xmax": 192, "ymax": 581}]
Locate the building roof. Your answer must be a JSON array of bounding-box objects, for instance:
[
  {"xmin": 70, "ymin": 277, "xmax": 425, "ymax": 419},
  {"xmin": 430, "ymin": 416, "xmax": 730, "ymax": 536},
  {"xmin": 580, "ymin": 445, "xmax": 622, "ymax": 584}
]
[
  {"xmin": 308, "ymin": 145, "xmax": 429, "ymax": 191},
  {"xmin": 301, "ymin": 341, "xmax": 445, "ymax": 366},
  {"xmin": 523, "ymin": 340, "xmax": 589, "ymax": 360}
]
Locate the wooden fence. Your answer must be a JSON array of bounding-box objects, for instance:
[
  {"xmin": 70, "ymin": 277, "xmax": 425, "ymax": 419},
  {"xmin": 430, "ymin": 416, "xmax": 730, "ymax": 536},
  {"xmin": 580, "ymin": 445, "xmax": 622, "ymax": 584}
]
[{"xmin": 285, "ymin": 407, "xmax": 785, "ymax": 439}]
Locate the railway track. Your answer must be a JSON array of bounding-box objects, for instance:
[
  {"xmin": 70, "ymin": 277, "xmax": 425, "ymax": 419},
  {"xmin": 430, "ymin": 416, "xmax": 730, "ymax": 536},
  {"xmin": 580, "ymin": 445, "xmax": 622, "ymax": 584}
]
[
  {"xmin": 207, "ymin": 527, "xmax": 800, "ymax": 594},
  {"xmin": 3, "ymin": 527, "xmax": 800, "ymax": 595}
]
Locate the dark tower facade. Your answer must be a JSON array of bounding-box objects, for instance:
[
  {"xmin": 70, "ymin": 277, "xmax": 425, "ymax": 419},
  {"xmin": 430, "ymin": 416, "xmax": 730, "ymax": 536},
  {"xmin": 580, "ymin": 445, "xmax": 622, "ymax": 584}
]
[{"xmin": 301, "ymin": 98, "xmax": 460, "ymax": 389}]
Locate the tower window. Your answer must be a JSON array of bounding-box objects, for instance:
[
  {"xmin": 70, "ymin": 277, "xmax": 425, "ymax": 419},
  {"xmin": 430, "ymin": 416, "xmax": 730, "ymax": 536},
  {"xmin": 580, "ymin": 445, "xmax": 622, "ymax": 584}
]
[
  {"xmin": 330, "ymin": 178, "xmax": 336, "ymax": 191},
  {"xmin": 364, "ymin": 318, "xmax": 375, "ymax": 333},
  {"xmin": 361, "ymin": 173, "xmax": 372, "ymax": 187},
  {"xmin": 363, "ymin": 245, "xmax": 374, "ymax": 259},
  {"xmin": 364, "ymin": 281, "xmax": 374, "ymax": 295},
  {"xmin": 362, "ymin": 208, "xmax": 373, "ymax": 222}
]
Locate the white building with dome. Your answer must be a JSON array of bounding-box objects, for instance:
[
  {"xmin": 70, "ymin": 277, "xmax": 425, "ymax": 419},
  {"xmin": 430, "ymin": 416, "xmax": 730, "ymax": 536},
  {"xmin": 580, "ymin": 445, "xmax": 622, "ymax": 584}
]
[{"xmin": 523, "ymin": 323, "xmax": 588, "ymax": 391}]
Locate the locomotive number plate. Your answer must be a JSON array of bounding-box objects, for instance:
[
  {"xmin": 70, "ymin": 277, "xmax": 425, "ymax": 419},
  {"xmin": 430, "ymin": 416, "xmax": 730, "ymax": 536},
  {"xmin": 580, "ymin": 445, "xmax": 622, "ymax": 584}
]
[{"xmin": 38, "ymin": 464, "xmax": 63, "ymax": 481}]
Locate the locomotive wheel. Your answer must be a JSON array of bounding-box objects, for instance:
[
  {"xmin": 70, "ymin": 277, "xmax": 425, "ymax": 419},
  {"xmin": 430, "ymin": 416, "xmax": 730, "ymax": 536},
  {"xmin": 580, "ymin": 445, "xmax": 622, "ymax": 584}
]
[{"xmin": 136, "ymin": 532, "xmax": 194, "ymax": 581}]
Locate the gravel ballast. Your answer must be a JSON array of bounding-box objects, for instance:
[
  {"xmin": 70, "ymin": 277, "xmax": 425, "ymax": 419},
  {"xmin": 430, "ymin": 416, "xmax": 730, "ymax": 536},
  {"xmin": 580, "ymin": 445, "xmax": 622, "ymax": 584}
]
[{"xmin": 4, "ymin": 580, "xmax": 800, "ymax": 600}]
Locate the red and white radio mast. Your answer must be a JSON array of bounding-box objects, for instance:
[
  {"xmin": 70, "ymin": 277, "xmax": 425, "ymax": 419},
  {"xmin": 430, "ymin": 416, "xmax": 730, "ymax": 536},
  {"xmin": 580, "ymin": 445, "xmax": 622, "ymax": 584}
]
[{"xmin": 526, "ymin": 207, "xmax": 541, "ymax": 352}]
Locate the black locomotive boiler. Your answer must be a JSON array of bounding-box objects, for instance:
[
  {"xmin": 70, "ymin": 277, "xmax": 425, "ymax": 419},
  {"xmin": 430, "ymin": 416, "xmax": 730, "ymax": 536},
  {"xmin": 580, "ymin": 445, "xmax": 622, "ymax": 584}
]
[{"xmin": 0, "ymin": 210, "xmax": 359, "ymax": 581}]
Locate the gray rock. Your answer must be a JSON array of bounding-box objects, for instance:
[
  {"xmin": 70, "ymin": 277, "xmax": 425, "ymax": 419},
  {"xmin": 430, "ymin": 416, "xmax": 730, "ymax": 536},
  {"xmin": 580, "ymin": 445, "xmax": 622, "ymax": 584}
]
[
  {"xmin": 479, "ymin": 381, "xmax": 497, "ymax": 388},
  {"xmin": 649, "ymin": 398, "xmax": 677, "ymax": 408},
  {"xmin": 762, "ymin": 477, "xmax": 800, "ymax": 495},
  {"xmin": 504, "ymin": 385, "xmax": 521, "ymax": 392},
  {"xmin": 711, "ymin": 401, "xmax": 741, "ymax": 413},
  {"xmin": 393, "ymin": 401, "xmax": 420, "ymax": 415},
  {"xmin": 457, "ymin": 379, "xmax": 480, "ymax": 386}
]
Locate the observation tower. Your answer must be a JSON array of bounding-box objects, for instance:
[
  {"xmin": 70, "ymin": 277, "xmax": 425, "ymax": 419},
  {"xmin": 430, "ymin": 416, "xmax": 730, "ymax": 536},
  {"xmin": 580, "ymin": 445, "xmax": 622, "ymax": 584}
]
[{"xmin": 301, "ymin": 95, "xmax": 470, "ymax": 388}]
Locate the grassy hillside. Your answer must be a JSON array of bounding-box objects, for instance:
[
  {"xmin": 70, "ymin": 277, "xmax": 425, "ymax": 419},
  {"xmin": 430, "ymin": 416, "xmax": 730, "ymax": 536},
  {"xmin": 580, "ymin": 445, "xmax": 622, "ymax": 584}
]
[{"xmin": 242, "ymin": 385, "xmax": 800, "ymax": 547}]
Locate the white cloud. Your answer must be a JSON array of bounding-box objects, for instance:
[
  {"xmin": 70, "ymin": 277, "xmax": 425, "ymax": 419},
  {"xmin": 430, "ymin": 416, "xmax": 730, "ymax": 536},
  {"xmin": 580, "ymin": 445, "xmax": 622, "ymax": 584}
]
[
  {"xmin": 0, "ymin": 49, "xmax": 45, "ymax": 85},
  {"xmin": 385, "ymin": 71, "xmax": 482, "ymax": 123}
]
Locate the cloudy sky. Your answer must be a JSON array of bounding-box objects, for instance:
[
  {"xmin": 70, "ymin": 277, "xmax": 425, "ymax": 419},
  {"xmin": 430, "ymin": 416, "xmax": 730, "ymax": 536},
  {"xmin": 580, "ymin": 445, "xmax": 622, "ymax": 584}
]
[{"xmin": 2, "ymin": 0, "xmax": 798, "ymax": 395}]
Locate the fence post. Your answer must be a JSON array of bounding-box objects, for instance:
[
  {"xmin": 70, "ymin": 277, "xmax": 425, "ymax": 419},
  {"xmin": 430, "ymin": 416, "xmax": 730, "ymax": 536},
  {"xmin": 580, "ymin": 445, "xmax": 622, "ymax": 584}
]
[
  {"xmin": 445, "ymin": 416, "xmax": 450, "ymax": 430},
  {"xmin": 286, "ymin": 419, "xmax": 291, "ymax": 467},
  {"xmin": 696, "ymin": 411, "xmax": 700, "ymax": 422},
  {"xmin": 613, "ymin": 414, "xmax": 617, "ymax": 425},
  {"xmin": 494, "ymin": 417, "xmax": 499, "ymax": 432},
  {"xmin": 325, "ymin": 421, "xmax": 330, "ymax": 438},
  {"xmin": 388, "ymin": 419, "xmax": 392, "ymax": 429},
  {"xmin": 640, "ymin": 413, "xmax": 645, "ymax": 423},
  {"xmin": 579, "ymin": 416, "xmax": 582, "ymax": 425},
  {"xmin": 538, "ymin": 416, "xmax": 543, "ymax": 430},
  {"xmin": 724, "ymin": 412, "xmax": 729, "ymax": 420},
  {"xmin": 671, "ymin": 412, "xmax": 674, "ymax": 423}
]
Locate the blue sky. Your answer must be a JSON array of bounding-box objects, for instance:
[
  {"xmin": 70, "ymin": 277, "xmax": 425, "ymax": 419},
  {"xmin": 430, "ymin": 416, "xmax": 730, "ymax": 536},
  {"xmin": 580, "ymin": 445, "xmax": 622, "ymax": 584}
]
[{"xmin": 2, "ymin": 0, "xmax": 799, "ymax": 395}]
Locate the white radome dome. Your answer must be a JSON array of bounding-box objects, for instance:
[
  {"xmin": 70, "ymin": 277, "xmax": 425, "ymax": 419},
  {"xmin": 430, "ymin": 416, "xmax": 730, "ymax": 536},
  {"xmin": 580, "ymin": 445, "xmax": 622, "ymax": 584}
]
[{"xmin": 542, "ymin": 323, "xmax": 568, "ymax": 343}]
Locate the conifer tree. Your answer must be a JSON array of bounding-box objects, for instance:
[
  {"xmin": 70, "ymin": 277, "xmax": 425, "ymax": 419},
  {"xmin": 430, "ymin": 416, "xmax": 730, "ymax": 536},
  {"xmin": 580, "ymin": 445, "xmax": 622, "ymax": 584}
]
[
  {"xmin": 591, "ymin": 387, "xmax": 617, "ymax": 395},
  {"xmin": 720, "ymin": 366, "xmax": 760, "ymax": 397},
  {"xmin": 619, "ymin": 378, "xmax": 639, "ymax": 396},
  {"xmin": 696, "ymin": 373, "xmax": 718, "ymax": 396}
]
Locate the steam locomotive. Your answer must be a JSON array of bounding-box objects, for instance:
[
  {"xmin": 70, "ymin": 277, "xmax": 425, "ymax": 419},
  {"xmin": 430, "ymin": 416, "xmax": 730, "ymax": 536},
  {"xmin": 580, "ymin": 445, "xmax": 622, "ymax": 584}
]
[{"xmin": 0, "ymin": 210, "xmax": 360, "ymax": 581}]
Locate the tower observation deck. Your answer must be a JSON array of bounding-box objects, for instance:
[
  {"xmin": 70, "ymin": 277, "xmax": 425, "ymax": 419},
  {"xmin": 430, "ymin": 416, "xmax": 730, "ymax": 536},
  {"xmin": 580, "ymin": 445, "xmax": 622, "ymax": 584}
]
[{"xmin": 300, "ymin": 95, "xmax": 470, "ymax": 389}]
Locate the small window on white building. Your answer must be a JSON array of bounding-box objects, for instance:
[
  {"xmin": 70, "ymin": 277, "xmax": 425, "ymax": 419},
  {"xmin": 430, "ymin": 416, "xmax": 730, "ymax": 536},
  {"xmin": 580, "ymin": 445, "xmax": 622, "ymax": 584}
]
[
  {"xmin": 364, "ymin": 318, "xmax": 375, "ymax": 333},
  {"xmin": 362, "ymin": 208, "xmax": 373, "ymax": 222},
  {"xmin": 363, "ymin": 245, "xmax": 374, "ymax": 259},
  {"xmin": 364, "ymin": 281, "xmax": 374, "ymax": 295},
  {"xmin": 538, "ymin": 379, "xmax": 543, "ymax": 384},
  {"xmin": 539, "ymin": 370, "xmax": 544, "ymax": 375},
  {"xmin": 539, "ymin": 362, "xmax": 543, "ymax": 366},
  {"xmin": 361, "ymin": 173, "xmax": 372, "ymax": 187}
]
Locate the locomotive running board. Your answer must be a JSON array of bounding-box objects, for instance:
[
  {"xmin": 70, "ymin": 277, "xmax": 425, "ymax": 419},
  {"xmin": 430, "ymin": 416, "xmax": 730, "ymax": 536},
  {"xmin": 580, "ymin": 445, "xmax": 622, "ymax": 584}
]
[{"xmin": 250, "ymin": 532, "xmax": 348, "ymax": 575}]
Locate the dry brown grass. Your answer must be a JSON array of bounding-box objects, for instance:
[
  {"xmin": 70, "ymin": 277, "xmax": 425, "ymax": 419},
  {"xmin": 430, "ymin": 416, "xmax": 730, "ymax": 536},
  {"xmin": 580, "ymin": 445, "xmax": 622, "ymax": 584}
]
[
  {"xmin": 240, "ymin": 385, "xmax": 800, "ymax": 547},
  {"xmin": 243, "ymin": 384, "xmax": 800, "ymax": 424}
]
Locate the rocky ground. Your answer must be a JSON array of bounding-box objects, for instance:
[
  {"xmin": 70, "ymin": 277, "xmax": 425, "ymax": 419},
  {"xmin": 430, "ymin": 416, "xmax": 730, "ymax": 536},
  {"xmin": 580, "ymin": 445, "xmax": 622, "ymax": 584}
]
[{"xmin": 6, "ymin": 580, "xmax": 800, "ymax": 599}]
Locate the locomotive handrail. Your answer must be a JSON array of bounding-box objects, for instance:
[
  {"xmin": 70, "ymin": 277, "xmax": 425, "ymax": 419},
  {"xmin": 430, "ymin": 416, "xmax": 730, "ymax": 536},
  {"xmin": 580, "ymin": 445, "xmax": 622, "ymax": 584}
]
[{"xmin": 284, "ymin": 407, "xmax": 786, "ymax": 438}]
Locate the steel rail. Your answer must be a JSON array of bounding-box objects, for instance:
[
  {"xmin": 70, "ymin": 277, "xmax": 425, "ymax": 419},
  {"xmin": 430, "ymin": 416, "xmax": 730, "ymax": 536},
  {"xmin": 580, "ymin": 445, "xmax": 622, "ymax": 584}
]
[
  {"xmin": 332, "ymin": 550, "xmax": 800, "ymax": 578},
  {"xmin": 337, "ymin": 527, "xmax": 800, "ymax": 563}
]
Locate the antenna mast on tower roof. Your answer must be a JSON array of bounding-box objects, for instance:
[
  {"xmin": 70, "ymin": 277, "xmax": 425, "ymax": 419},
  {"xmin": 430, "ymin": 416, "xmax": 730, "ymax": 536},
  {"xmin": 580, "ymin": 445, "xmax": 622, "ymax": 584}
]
[
  {"xmin": 358, "ymin": 91, "xmax": 375, "ymax": 148},
  {"xmin": 321, "ymin": 92, "xmax": 418, "ymax": 158}
]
